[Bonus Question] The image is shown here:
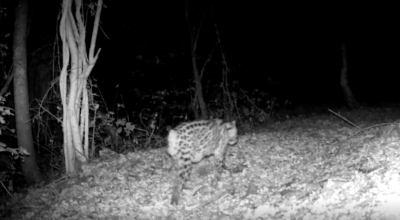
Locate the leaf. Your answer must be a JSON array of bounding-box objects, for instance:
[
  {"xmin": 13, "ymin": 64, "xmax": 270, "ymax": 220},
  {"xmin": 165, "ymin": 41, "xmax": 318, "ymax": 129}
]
[{"xmin": 18, "ymin": 147, "xmax": 31, "ymax": 156}]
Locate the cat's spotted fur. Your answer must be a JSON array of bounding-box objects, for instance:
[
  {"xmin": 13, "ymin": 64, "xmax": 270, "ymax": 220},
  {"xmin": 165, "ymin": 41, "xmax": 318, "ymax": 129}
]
[{"xmin": 167, "ymin": 119, "xmax": 238, "ymax": 205}]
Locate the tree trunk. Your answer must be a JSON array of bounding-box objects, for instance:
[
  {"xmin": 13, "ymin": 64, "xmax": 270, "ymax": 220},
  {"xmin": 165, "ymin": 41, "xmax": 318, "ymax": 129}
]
[
  {"xmin": 13, "ymin": 0, "xmax": 42, "ymax": 184},
  {"xmin": 59, "ymin": 0, "xmax": 102, "ymax": 174},
  {"xmin": 340, "ymin": 43, "xmax": 359, "ymax": 109},
  {"xmin": 186, "ymin": 1, "xmax": 208, "ymax": 120},
  {"xmin": 191, "ymin": 51, "xmax": 208, "ymax": 119}
]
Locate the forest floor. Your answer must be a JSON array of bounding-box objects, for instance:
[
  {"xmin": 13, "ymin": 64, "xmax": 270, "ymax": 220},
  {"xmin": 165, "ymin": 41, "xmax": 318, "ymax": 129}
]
[{"xmin": 5, "ymin": 106, "xmax": 400, "ymax": 220}]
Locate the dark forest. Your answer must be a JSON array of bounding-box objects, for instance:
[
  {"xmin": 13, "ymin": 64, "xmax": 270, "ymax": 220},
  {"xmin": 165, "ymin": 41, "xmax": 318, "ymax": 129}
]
[{"xmin": 1, "ymin": 0, "xmax": 400, "ymax": 219}]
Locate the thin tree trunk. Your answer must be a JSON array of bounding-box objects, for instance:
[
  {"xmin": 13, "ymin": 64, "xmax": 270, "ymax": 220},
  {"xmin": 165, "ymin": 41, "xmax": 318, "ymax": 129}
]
[
  {"xmin": 13, "ymin": 0, "xmax": 42, "ymax": 184},
  {"xmin": 59, "ymin": 0, "xmax": 102, "ymax": 174},
  {"xmin": 186, "ymin": 1, "xmax": 208, "ymax": 120},
  {"xmin": 340, "ymin": 42, "xmax": 359, "ymax": 109},
  {"xmin": 191, "ymin": 51, "xmax": 208, "ymax": 119}
]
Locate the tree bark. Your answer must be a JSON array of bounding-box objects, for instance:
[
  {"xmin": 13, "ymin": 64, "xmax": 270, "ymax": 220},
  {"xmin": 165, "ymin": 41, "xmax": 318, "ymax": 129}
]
[
  {"xmin": 59, "ymin": 0, "xmax": 102, "ymax": 174},
  {"xmin": 340, "ymin": 42, "xmax": 359, "ymax": 109},
  {"xmin": 13, "ymin": 0, "xmax": 42, "ymax": 184}
]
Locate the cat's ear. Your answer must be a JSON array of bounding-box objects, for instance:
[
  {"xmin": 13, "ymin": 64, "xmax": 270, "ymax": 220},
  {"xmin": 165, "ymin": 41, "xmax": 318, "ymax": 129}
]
[{"xmin": 225, "ymin": 120, "xmax": 236, "ymax": 129}]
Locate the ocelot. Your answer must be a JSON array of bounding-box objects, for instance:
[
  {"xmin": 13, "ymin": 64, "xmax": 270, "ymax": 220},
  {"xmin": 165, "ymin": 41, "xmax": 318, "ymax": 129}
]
[{"xmin": 167, "ymin": 119, "xmax": 238, "ymax": 205}]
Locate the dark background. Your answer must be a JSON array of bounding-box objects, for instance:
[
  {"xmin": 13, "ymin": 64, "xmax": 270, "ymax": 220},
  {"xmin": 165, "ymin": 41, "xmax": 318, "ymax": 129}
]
[{"xmin": 2, "ymin": 1, "xmax": 399, "ymax": 110}]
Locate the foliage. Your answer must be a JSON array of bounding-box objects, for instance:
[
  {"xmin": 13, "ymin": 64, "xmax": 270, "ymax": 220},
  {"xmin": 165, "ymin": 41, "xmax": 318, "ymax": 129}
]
[
  {"xmin": 0, "ymin": 94, "xmax": 31, "ymax": 199},
  {"xmin": 0, "ymin": 94, "xmax": 16, "ymax": 151},
  {"xmin": 87, "ymin": 77, "xmax": 292, "ymax": 155},
  {"xmin": 91, "ymin": 101, "xmax": 166, "ymax": 154}
]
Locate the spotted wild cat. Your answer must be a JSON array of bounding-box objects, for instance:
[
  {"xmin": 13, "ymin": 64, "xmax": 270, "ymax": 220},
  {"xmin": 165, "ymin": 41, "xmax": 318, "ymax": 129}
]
[{"xmin": 167, "ymin": 119, "xmax": 238, "ymax": 205}]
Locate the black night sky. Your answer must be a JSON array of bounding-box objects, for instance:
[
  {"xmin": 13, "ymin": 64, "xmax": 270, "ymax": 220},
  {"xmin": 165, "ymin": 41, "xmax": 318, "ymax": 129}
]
[{"xmin": 3, "ymin": 1, "xmax": 400, "ymax": 110}]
